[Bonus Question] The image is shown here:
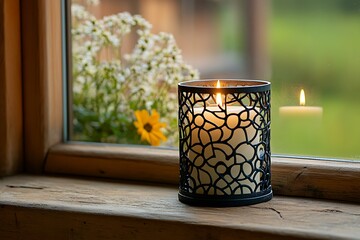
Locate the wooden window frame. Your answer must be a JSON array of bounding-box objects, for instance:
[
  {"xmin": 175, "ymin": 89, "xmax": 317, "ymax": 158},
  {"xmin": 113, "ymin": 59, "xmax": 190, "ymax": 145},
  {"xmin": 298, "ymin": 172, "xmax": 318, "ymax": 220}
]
[
  {"xmin": 0, "ymin": 0, "xmax": 22, "ymax": 175},
  {"xmin": 2, "ymin": 0, "xmax": 360, "ymax": 204}
]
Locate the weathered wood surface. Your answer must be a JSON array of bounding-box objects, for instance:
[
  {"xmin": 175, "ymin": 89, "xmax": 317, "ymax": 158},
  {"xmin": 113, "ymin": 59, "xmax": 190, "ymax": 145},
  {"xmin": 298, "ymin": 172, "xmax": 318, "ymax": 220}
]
[
  {"xmin": 46, "ymin": 143, "xmax": 360, "ymax": 203},
  {"xmin": 271, "ymin": 157, "xmax": 360, "ymax": 203},
  {"xmin": 0, "ymin": 0, "xmax": 23, "ymax": 176},
  {"xmin": 0, "ymin": 175, "xmax": 359, "ymax": 240},
  {"xmin": 46, "ymin": 143, "xmax": 179, "ymax": 183}
]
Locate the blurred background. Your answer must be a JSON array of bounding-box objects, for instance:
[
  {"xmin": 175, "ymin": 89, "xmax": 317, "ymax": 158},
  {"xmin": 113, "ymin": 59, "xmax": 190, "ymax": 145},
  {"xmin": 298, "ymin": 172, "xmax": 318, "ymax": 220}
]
[{"xmin": 71, "ymin": 0, "xmax": 360, "ymax": 160}]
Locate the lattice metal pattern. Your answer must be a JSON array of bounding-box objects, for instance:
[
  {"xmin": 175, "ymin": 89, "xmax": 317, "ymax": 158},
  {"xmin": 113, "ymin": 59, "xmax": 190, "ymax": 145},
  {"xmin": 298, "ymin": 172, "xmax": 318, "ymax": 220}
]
[{"xmin": 178, "ymin": 80, "xmax": 271, "ymax": 199}]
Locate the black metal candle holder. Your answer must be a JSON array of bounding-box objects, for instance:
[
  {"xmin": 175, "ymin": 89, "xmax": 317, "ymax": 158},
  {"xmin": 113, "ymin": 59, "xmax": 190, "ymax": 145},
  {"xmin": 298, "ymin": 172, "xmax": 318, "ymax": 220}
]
[{"xmin": 178, "ymin": 79, "xmax": 272, "ymax": 207}]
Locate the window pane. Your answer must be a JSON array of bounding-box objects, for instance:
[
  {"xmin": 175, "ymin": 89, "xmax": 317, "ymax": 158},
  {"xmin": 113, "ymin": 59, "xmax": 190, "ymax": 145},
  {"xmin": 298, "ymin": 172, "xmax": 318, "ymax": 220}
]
[
  {"xmin": 67, "ymin": 0, "xmax": 360, "ymax": 160},
  {"xmin": 69, "ymin": 0, "xmax": 245, "ymax": 146},
  {"xmin": 270, "ymin": 0, "xmax": 360, "ymax": 159}
]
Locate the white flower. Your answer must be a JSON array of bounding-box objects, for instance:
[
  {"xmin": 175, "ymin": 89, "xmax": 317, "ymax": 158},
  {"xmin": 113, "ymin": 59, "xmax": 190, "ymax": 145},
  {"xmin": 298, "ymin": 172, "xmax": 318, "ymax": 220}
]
[
  {"xmin": 86, "ymin": 0, "xmax": 100, "ymax": 6},
  {"xmin": 72, "ymin": 4, "xmax": 92, "ymax": 21},
  {"xmin": 145, "ymin": 101, "xmax": 154, "ymax": 110},
  {"xmin": 72, "ymin": 4, "xmax": 199, "ymax": 145}
]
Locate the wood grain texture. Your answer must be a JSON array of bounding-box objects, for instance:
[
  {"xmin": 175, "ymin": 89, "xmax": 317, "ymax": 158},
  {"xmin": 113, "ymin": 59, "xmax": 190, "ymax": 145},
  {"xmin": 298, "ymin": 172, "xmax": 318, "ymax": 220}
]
[
  {"xmin": 46, "ymin": 143, "xmax": 360, "ymax": 203},
  {"xmin": 0, "ymin": 175, "xmax": 359, "ymax": 240},
  {"xmin": 45, "ymin": 143, "xmax": 179, "ymax": 183},
  {"xmin": 21, "ymin": 0, "xmax": 63, "ymax": 173},
  {"xmin": 0, "ymin": 0, "xmax": 23, "ymax": 176},
  {"xmin": 271, "ymin": 157, "xmax": 360, "ymax": 203}
]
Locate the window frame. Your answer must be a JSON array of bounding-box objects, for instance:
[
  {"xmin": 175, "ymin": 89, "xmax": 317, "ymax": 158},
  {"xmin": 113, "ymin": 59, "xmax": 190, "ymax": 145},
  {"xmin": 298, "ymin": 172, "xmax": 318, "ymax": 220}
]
[
  {"xmin": 0, "ymin": 0, "xmax": 23, "ymax": 175},
  {"xmin": 5, "ymin": 0, "xmax": 359, "ymax": 203}
]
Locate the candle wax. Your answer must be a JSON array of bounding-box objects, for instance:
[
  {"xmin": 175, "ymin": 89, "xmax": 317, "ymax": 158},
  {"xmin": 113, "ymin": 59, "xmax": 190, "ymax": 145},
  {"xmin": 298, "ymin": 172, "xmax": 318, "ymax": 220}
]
[
  {"xmin": 279, "ymin": 106, "xmax": 323, "ymax": 118},
  {"xmin": 188, "ymin": 105, "xmax": 262, "ymax": 195}
]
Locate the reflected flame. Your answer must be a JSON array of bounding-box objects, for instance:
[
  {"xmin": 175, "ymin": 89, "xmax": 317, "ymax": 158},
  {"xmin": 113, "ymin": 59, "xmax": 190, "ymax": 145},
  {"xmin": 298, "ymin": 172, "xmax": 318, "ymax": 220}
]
[
  {"xmin": 300, "ymin": 89, "xmax": 305, "ymax": 106},
  {"xmin": 216, "ymin": 80, "xmax": 223, "ymax": 106}
]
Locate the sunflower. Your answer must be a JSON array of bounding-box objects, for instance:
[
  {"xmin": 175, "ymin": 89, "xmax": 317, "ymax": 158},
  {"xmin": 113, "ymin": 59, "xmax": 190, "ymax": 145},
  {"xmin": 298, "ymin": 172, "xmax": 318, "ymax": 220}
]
[{"xmin": 134, "ymin": 109, "xmax": 167, "ymax": 146}]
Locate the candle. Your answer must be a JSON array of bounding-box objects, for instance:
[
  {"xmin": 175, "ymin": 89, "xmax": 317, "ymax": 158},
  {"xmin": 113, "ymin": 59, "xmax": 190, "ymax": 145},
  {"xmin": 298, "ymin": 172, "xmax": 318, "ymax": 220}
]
[
  {"xmin": 178, "ymin": 79, "xmax": 272, "ymax": 206},
  {"xmin": 279, "ymin": 89, "xmax": 323, "ymax": 118},
  {"xmin": 278, "ymin": 89, "xmax": 323, "ymax": 154},
  {"xmin": 188, "ymin": 81, "xmax": 261, "ymax": 195}
]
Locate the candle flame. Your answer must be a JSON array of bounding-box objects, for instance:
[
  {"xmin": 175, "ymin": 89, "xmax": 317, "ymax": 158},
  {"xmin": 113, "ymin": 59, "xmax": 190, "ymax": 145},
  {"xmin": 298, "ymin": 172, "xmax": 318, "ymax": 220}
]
[
  {"xmin": 216, "ymin": 80, "xmax": 223, "ymax": 106},
  {"xmin": 300, "ymin": 89, "xmax": 305, "ymax": 106}
]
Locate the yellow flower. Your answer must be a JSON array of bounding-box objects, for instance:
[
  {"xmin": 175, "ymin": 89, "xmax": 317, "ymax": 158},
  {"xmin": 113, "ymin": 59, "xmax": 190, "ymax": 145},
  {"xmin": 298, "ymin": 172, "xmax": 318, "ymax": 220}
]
[{"xmin": 134, "ymin": 109, "xmax": 167, "ymax": 146}]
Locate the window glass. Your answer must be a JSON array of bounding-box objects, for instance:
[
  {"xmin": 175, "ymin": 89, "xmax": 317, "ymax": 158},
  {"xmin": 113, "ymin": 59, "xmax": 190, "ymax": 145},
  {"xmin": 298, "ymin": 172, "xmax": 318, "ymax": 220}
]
[
  {"xmin": 68, "ymin": 0, "xmax": 360, "ymax": 160},
  {"xmin": 69, "ymin": 0, "xmax": 244, "ymax": 146},
  {"xmin": 270, "ymin": 0, "xmax": 360, "ymax": 159}
]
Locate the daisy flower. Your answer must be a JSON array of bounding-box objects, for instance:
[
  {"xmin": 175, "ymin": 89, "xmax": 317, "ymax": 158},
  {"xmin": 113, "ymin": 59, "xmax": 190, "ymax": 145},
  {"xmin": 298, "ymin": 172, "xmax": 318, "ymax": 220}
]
[{"xmin": 134, "ymin": 109, "xmax": 167, "ymax": 146}]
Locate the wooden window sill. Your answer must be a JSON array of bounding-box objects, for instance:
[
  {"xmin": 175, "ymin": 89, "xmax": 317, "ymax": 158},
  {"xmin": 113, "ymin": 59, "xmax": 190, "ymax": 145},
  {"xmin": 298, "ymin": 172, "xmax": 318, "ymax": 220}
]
[
  {"xmin": 46, "ymin": 143, "xmax": 360, "ymax": 203},
  {"xmin": 1, "ymin": 175, "xmax": 359, "ymax": 240}
]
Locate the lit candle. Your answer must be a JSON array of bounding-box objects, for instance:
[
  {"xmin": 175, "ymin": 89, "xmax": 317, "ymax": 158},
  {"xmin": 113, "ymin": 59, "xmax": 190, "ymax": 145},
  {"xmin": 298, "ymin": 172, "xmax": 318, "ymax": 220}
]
[
  {"xmin": 277, "ymin": 89, "xmax": 323, "ymax": 154},
  {"xmin": 279, "ymin": 89, "xmax": 323, "ymax": 118},
  {"xmin": 188, "ymin": 81, "xmax": 261, "ymax": 195}
]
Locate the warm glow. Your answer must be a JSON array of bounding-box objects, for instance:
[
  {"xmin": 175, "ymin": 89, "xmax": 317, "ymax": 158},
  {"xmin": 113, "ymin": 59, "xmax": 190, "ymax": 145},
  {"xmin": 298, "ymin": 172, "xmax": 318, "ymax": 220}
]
[
  {"xmin": 300, "ymin": 89, "xmax": 305, "ymax": 106},
  {"xmin": 216, "ymin": 80, "xmax": 223, "ymax": 106}
]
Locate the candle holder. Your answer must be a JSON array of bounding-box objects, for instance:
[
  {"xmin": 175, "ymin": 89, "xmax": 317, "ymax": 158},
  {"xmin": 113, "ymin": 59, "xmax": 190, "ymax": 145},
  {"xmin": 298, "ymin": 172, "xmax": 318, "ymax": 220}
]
[{"xmin": 178, "ymin": 79, "xmax": 272, "ymax": 206}]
